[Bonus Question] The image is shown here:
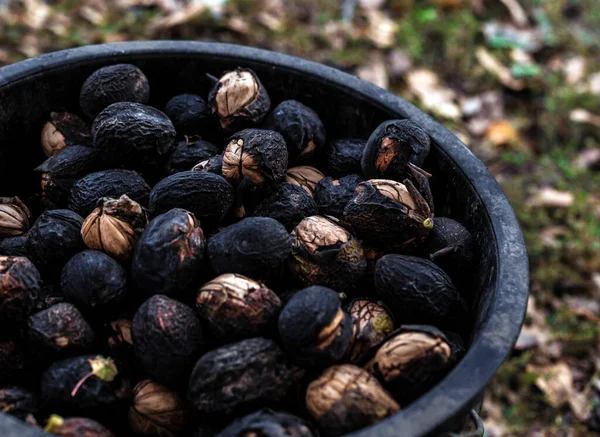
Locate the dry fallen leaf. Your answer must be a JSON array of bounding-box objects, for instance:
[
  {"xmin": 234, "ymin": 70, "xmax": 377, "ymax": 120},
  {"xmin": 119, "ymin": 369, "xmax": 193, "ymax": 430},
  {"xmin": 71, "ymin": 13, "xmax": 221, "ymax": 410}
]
[
  {"xmin": 528, "ymin": 362, "xmax": 573, "ymax": 408},
  {"xmin": 573, "ymin": 148, "xmax": 600, "ymax": 170},
  {"xmin": 564, "ymin": 57, "xmax": 587, "ymax": 85},
  {"xmin": 363, "ymin": 9, "xmax": 398, "ymax": 49},
  {"xmin": 484, "ymin": 120, "xmax": 519, "ymax": 145},
  {"xmin": 527, "ymin": 187, "xmax": 574, "ymax": 208},
  {"xmin": 588, "ymin": 72, "xmax": 600, "ymax": 95},
  {"xmin": 482, "ymin": 22, "xmax": 542, "ymax": 53},
  {"xmin": 570, "ymin": 109, "xmax": 600, "ymax": 128},
  {"xmin": 476, "ymin": 47, "xmax": 525, "ymax": 90},
  {"xmin": 499, "ymin": 0, "xmax": 529, "ymax": 27},
  {"xmin": 356, "ymin": 52, "xmax": 389, "ymax": 89},
  {"xmin": 406, "ymin": 69, "xmax": 461, "ymax": 120},
  {"xmin": 539, "ymin": 226, "xmax": 570, "ymax": 247}
]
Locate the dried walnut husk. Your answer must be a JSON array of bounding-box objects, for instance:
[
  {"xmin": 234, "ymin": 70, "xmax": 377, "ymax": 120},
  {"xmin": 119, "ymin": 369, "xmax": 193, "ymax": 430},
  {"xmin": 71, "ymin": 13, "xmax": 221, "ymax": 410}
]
[
  {"xmin": 214, "ymin": 409, "xmax": 315, "ymax": 437},
  {"xmin": 361, "ymin": 119, "xmax": 430, "ymax": 181},
  {"xmin": 343, "ymin": 178, "xmax": 433, "ymax": 247},
  {"xmin": 288, "ymin": 216, "xmax": 366, "ymax": 291},
  {"xmin": 197, "ymin": 273, "xmax": 281, "ymax": 341},
  {"xmin": 346, "ymin": 299, "xmax": 394, "ymax": 363},
  {"xmin": 0, "ymin": 197, "xmax": 31, "ymax": 238},
  {"xmin": 81, "ymin": 195, "xmax": 147, "ymax": 262},
  {"xmin": 209, "ymin": 68, "xmax": 271, "ymax": 129},
  {"xmin": 366, "ymin": 325, "xmax": 452, "ymax": 404},
  {"xmin": 374, "ymin": 254, "xmax": 468, "ymax": 328},
  {"xmin": 41, "ymin": 111, "xmax": 91, "ymax": 157},
  {"xmin": 278, "ymin": 286, "xmax": 354, "ymax": 367},
  {"xmin": 129, "ymin": 379, "xmax": 190, "ymax": 436},
  {"xmin": 222, "ymin": 129, "xmax": 288, "ymax": 186},
  {"xmin": 285, "ymin": 166, "xmax": 325, "ymax": 197},
  {"xmin": 0, "ymin": 256, "xmax": 40, "ymax": 323},
  {"xmin": 188, "ymin": 337, "xmax": 301, "ymax": 415},
  {"xmin": 306, "ymin": 364, "xmax": 399, "ymax": 436}
]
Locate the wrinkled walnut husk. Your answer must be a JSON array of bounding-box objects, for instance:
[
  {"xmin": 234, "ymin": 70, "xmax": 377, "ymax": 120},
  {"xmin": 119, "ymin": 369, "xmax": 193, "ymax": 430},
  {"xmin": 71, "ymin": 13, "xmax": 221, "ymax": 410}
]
[
  {"xmin": 131, "ymin": 208, "xmax": 207, "ymax": 301},
  {"xmin": 148, "ymin": 171, "xmax": 234, "ymax": 231},
  {"xmin": 208, "ymin": 68, "xmax": 271, "ymax": 130},
  {"xmin": 0, "ymin": 256, "xmax": 40, "ymax": 324},
  {"xmin": 361, "ymin": 119, "xmax": 430, "ymax": 181},
  {"xmin": 132, "ymin": 295, "xmax": 203, "ymax": 389},
  {"xmin": 314, "ymin": 174, "xmax": 363, "ymax": 219},
  {"xmin": 207, "ymin": 217, "xmax": 292, "ymax": 283},
  {"xmin": 188, "ymin": 337, "xmax": 303, "ymax": 416},
  {"xmin": 197, "ymin": 273, "xmax": 281, "ymax": 342},
  {"xmin": 264, "ymin": 100, "xmax": 326, "ymax": 163},
  {"xmin": 80, "ymin": 63, "xmax": 150, "ymax": 119},
  {"xmin": 69, "ymin": 170, "xmax": 150, "ymax": 218},
  {"xmin": 214, "ymin": 409, "xmax": 316, "ymax": 437},
  {"xmin": 129, "ymin": 379, "xmax": 190, "ymax": 436},
  {"xmin": 27, "ymin": 302, "xmax": 95, "ymax": 362},
  {"xmin": 247, "ymin": 182, "xmax": 318, "ymax": 232},
  {"xmin": 288, "ymin": 216, "xmax": 367, "ymax": 291},
  {"xmin": 366, "ymin": 325, "xmax": 452, "ymax": 404},
  {"xmin": 374, "ymin": 254, "xmax": 469, "ymax": 330},
  {"xmin": 343, "ymin": 178, "xmax": 433, "ymax": 249},
  {"xmin": 306, "ymin": 364, "xmax": 399, "ymax": 437}
]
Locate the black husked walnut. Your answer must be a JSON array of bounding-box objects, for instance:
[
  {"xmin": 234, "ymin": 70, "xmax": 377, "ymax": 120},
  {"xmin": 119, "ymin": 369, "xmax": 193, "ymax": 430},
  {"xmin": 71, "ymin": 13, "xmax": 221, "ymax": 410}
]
[
  {"xmin": 0, "ymin": 387, "xmax": 37, "ymax": 422},
  {"xmin": 41, "ymin": 111, "xmax": 92, "ymax": 157},
  {"xmin": 366, "ymin": 325, "xmax": 452, "ymax": 404},
  {"xmin": 61, "ymin": 250, "xmax": 128, "ymax": 317},
  {"xmin": 92, "ymin": 102, "xmax": 176, "ymax": 164},
  {"xmin": 167, "ymin": 138, "xmax": 220, "ymax": 174},
  {"xmin": 327, "ymin": 138, "xmax": 366, "ymax": 176},
  {"xmin": 40, "ymin": 355, "xmax": 126, "ymax": 421},
  {"xmin": 129, "ymin": 379, "xmax": 190, "ymax": 437},
  {"xmin": 0, "ymin": 256, "xmax": 41, "ymax": 323},
  {"xmin": 0, "ymin": 235, "xmax": 28, "ymax": 257},
  {"xmin": 222, "ymin": 129, "xmax": 288, "ymax": 188},
  {"xmin": 192, "ymin": 155, "xmax": 223, "ymax": 175},
  {"xmin": 264, "ymin": 100, "xmax": 326, "ymax": 163},
  {"xmin": 164, "ymin": 94, "xmax": 215, "ymax": 135},
  {"xmin": 131, "ymin": 209, "xmax": 206, "ymax": 300},
  {"xmin": 35, "ymin": 283, "xmax": 66, "ymax": 312},
  {"xmin": 44, "ymin": 415, "xmax": 116, "ymax": 437},
  {"xmin": 214, "ymin": 409, "xmax": 316, "ymax": 437},
  {"xmin": 278, "ymin": 286, "xmax": 353, "ymax": 367},
  {"xmin": 80, "ymin": 63, "xmax": 150, "ymax": 120},
  {"xmin": 285, "ymin": 166, "xmax": 324, "ymax": 197},
  {"xmin": 343, "ymin": 178, "xmax": 433, "ymax": 247},
  {"xmin": 306, "ymin": 364, "xmax": 399, "ymax": 437},
  {"xmin": 207, "ymin": 217, "xmax": 292, "ymax": 282},
  {"xmin": 423, "ymin": 217, "xmax": 474, "ymax": 287},
  {"xmin": 374, "ymin": 254, "xmax": 468, "ymax": 328},
  {"xmin": 149, "ymin": 171, "xmax": 234, "ymax": 230},
  {"xmin": 27, "ymin": 303, "xmax": 95, "ymax": 361},
  {"xmin": 248, "ymin": 182, "xmax": 318, "ymax": 231},
  {"xmin": 27, "ymin": 209, "xmax": 84, "ymax": 280},
  {"xmin": 69, "ymin": 169, "xmax": 151, "ymax": 218},
  {"xmin": 36, "ymin": 146, "xmax": 102, "ymax": 210},
  {"xmin": 132, "ymin": 295, "xmax": 203, "ymax": 388},
  {"xmin": 81, "ymin": 195, "xmax": 148, "ymax": 263},
  {"xmin": 208, "ymin": 68, "xmax": 271, "ymax": 129},
  {"xmin": 188, "ymin": 337, "xmax": 301, "ymax": 415},
  {"xmin": 361, "ymin": 119, "xmax": 431, "ymax": 181},
  {"xmin": 288, "ymin": 216, "xmax": 367, "ymax": 291},
  {"xmin": 0, "ymin": 197, "xmax": 32, "ymax": 238},
  {"xmin": 345, "ymin": 298, "xmax": 394, "ymax": 364},
  {"xmin": 197, "ymin": 274, "xmax": 281, "ymax": 341},
  {"xmin": 0, "ymin": 340, "xmax": 29, "ymax": 385},
  {"xmin": 314, "ymin": 174, "xmax": 363, "ymax": 219}
]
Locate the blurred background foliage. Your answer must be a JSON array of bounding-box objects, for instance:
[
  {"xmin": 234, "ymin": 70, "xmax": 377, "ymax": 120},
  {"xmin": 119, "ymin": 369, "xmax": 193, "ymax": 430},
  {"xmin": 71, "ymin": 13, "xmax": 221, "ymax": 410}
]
[{"xmin": 0, "ymin": 0, "xmax": 599, "ymax": 435}]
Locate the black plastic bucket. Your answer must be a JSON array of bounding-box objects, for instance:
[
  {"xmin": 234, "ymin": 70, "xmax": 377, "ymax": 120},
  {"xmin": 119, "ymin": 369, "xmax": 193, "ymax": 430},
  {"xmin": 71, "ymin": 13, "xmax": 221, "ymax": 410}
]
[{"xmin": 0, "ymin": 41, "xmax": 529, "ymax": 437}]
